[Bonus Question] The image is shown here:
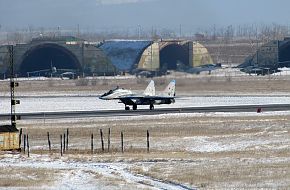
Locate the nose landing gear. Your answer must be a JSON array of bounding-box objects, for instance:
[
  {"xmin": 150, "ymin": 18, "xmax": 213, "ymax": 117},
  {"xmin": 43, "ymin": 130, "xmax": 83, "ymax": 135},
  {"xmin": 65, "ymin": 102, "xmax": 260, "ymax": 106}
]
[{"xmin": 150, "ymin": 104, "xmax": 154, "ymax": 110}]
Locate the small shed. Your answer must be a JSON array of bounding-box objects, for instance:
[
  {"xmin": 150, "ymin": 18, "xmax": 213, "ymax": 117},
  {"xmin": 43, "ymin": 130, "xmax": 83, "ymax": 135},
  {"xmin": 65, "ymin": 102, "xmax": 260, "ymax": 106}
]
[{"xmin": 0, "ymin": 125, "xmax": 20, "ymax": 151}]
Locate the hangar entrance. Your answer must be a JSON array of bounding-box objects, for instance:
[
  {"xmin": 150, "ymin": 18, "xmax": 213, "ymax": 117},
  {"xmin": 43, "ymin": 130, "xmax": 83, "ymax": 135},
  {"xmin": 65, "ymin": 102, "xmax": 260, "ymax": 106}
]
[
  {"xmin": 279, "ymin": 43, "xmax": 290, "ymax": 67},
  {"xmin": 159, "ymin": 44, "xmax": 189, "ymax": 71},
  {"xmin": 19, "ymin": 44, "xmax": 81, "ymax": 77}
]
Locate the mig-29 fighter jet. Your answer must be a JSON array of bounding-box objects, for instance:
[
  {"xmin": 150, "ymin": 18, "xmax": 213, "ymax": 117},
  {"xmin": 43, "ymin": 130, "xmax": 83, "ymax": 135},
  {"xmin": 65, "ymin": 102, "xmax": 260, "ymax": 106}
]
[{"xmin": 99, "ymin": 80, "xmax": 175, "ymax": 110}]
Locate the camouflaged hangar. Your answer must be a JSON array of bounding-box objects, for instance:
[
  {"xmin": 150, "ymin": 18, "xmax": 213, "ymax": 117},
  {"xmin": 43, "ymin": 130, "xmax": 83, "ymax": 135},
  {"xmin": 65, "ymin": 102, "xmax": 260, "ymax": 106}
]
[
  {"xmin": 0, "ymin": 36, "xmax": 213, "ymax": 77},
  {"xmin": 240, "ymin": 37, "xmax": 290, "ymax": 74}
]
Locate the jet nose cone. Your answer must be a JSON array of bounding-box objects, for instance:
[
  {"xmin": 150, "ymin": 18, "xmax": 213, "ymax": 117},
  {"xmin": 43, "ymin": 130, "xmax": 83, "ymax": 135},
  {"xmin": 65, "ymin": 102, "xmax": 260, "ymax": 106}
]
[
  {"xmin": 99, "ymin": 93, "xmax": 111, "ymax": 100},
  {"xmin": 99, "ymin": 94, "xmax": 106, "ymax": 100}
]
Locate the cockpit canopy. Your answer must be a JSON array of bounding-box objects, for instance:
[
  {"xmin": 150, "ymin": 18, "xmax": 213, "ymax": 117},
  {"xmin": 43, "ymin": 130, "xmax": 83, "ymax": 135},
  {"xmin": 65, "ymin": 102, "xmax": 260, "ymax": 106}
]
[{"xmin": 101, "ymin": 86, "xmax": 125, "ymax": 97}]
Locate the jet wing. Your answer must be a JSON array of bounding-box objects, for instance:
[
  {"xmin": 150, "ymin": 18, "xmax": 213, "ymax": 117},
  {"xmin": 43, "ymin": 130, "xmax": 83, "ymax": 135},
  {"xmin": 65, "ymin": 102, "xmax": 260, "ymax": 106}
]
[
  {"xmin": 119, "ymin": 96, "xmax": 145, "ymax": 105},
  {"xmin": 119, "ymin": 96, "xmax": 175, "ymax": 105}
]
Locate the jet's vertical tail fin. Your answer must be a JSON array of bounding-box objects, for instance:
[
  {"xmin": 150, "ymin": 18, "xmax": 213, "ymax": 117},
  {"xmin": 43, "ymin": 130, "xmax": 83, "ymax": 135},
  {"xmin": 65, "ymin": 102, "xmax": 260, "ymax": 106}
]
[
  {"xmin": 143, "ymin": 80, "xmax": 155, "ymax": 96},
  {"xmin": 162, "ymin": 80, "xmax": 176, "ymax": 97}
]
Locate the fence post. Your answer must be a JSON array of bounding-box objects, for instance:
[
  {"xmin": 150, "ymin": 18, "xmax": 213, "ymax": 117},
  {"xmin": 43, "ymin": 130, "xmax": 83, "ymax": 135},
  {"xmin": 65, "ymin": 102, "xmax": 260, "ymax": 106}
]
[
  {"xmin": 19, "ymin": 128, "xmax": 22, "ymax": 150},
  {"xmin": 91, "ymin": 134, "xmax": 94, "ymax": 154},
  {"xmin": 27, "ymin": 134, "xmax": 30, "ymax": 157},
  {"xmin": 47, "ymin": 132, "xmax": 51, "ymax": 152},
  {"xmin": 60, "ymin": 135, "xmax": 63, "ymax": 156},
  {"xmin": 66, "ymin": 128, "xmax": 69, "ymax": 151},
  {"xmin": 147, "ymin": 130, "xmax": 150, "ymax": 153},
  {"xmin": 100, "ymin": 129, "xmax": 104, "ymax": 152},
  {"xmin": 63, "ymin": 133, "xmax": 66, "ymax": 153},
  {"xmin": 108, "ymin": 128, "xmax": 111, "ymax": 152},
  {"xmin": 121, "ymin": 131, "xmax": 124, "ymax": 153},
  {"xmin": 23, "ymin": 134, "xmax": 26, "ymax": 153}
]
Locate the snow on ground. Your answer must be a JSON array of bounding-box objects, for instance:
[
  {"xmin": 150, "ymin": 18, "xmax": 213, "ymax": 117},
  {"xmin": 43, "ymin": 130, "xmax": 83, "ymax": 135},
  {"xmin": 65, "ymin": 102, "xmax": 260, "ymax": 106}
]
[
  {"xmin": 4, "ymin": 75, "xmax": 137, "ymax": 81},
  {"xmin": 0, "ymin": 108, "xmax": 289, "ymax": 189},
  {"xmin": 0, "ymin": 153, "xmax": 195, "ymax": 190},
  {"xmin": 183, "ymin": 132, "xmax": 290, "ymax": 152},
  {"xmin": 0, "ymin": 96, "xmax": 289, "ymax": 114}
]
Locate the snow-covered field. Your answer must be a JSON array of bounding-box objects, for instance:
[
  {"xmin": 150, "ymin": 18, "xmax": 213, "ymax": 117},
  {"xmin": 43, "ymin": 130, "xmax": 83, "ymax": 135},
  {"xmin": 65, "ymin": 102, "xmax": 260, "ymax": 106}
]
[
  {"xmin": 1, "ymin": 75, "xmax": 290, "ymax": 189},
  {"xmin": 0, "ymin": 153, "xmax": 194, "ymax": 190},
  {"xmin": 0, "ymin": 95, "xmax": 289, "ymax": 114},
  {"xmin": 1, "ymin": 110, "xmax": 290, "ymax": 189}
]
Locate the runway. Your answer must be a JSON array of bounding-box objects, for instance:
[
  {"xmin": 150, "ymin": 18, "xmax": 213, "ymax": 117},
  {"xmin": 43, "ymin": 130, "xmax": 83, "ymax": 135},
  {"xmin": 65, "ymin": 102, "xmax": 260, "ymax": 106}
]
[{"xmin": 0, "ymin": 104, "xmax": 289, "ymax": 120}]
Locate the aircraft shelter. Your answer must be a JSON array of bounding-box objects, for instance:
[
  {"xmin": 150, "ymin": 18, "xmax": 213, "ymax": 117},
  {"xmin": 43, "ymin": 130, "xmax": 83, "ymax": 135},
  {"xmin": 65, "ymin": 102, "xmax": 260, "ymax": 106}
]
[{"xmin": 0, "ymin": 36, "xmax": 213, "ymax": 77}]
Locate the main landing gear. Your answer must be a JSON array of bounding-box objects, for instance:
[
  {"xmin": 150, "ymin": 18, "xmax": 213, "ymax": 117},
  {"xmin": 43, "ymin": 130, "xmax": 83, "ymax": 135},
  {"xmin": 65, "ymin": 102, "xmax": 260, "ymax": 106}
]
[
  {"xmin": 125, "ymin": 104, "xmax": 138, "ymax": 110},
  {"xmin": 125, "ymin": 104, "xmax": 153, "ymax": 110}
]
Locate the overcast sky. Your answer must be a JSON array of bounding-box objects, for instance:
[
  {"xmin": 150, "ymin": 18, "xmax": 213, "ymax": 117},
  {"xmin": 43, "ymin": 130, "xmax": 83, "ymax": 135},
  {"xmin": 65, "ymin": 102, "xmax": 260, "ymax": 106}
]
[{"xmin": 1, "ymin": 0, "xmax": 290, "ymax": 31}]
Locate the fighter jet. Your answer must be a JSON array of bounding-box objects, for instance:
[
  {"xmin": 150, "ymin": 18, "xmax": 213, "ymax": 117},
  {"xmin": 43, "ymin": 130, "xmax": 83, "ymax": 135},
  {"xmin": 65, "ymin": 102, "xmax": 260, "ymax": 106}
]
[
  {"xmin": 99, "ymin": 80, "xmax": 176, "ymax": 110},
  {"xmin": 177, "ymin": 63, "xmax": 222, "ymax": 75},
  {"xmin": 240, "ymin": 66, "xmax": 279, "ymax": 75}
]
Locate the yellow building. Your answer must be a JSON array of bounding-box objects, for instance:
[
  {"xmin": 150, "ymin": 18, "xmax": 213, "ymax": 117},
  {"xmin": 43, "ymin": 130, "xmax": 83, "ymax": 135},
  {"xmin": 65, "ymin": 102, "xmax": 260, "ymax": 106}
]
[
  {"xmin": 0, "ymin": 125, "xmax": 20, "ymax": 151},
  {"xmin": 137, "ymin": 41, "xmax": 213, "ymax": 71}
]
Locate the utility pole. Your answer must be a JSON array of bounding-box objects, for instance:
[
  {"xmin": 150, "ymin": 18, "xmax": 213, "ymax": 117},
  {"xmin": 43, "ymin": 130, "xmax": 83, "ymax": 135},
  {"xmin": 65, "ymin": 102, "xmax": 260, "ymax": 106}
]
[
  {"xmin": 138, "ymin": 25, "xmax": 141, "ymax": 39},
  {"xmin": 77, "ymin": 24, "xmax": 80, "ymax": 38},
  {"xmin": 9, "ymin": 45, "xmax": 20, "ymax": 127},
  {"xmin": 179, "ymin": 24, "xmax": 182, "ymax": 39},
  {"xmin": 151, "ymin": 41, "xmax": 153, "ymax": 72},
  {"xmin": 256, "ymin": 29, "xmax": 259, "ymax": 68}
]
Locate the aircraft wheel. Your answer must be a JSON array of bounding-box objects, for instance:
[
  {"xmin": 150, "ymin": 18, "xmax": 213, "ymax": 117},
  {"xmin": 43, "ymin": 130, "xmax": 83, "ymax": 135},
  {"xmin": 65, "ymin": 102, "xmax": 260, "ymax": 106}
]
[
  {"xmin": 125, "ymin": 106, "xmax": 130, "ymax": 110},
  {"xmin": 150, "ymin": 104, "xmax": 154, "ymax": 110},
  {"xmin": 133, "ymin": 104, "xmax": 137, "ymax": 110}
]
